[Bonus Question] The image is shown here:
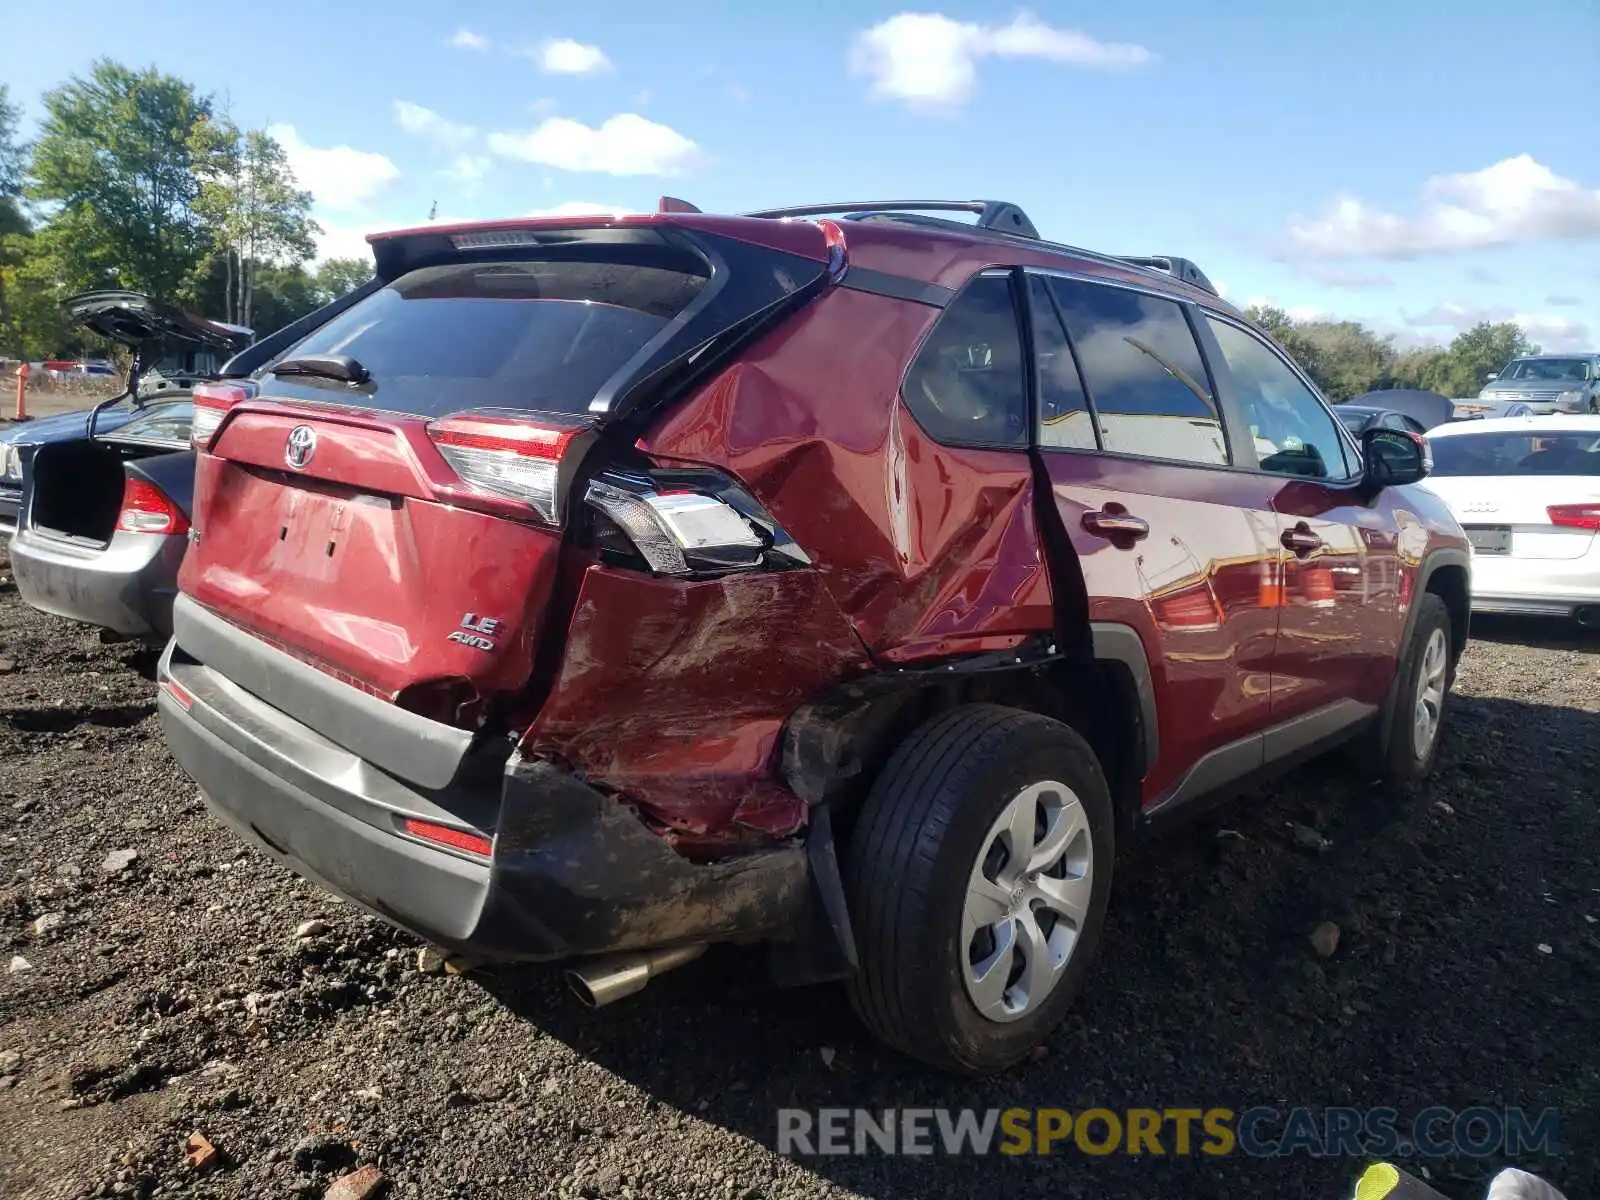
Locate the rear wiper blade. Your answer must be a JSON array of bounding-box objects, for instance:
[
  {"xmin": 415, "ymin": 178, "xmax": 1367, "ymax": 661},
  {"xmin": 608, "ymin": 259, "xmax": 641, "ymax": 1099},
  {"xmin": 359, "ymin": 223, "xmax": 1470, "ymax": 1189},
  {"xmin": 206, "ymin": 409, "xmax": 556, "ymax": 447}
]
[{"xmin": 270, "ymin": 353, "xmax": 370, "ymax": 385}]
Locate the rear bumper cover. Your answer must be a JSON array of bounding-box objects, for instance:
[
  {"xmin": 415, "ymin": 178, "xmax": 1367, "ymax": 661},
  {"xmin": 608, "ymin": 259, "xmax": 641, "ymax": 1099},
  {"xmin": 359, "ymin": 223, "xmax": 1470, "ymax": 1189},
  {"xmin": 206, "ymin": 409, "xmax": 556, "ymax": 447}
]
[
  {"xmin": 156, "ymin": 636, "xmax": 813, "ymax": 961},
  {"xmin": 9, "ymin": 525, "xmax": 183, "ymax": 638}
]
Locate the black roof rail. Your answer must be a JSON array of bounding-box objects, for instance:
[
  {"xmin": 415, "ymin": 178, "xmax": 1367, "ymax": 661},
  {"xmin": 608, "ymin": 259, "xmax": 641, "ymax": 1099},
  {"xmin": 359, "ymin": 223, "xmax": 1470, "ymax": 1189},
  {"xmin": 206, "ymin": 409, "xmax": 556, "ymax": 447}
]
[
  {"xmin": 743, "ymin": 200, "xmax": 1040, "ymax": 240},
  {"xmin": 1113, "ymin": 255, "xmax": 1219, "ymax": 297}
]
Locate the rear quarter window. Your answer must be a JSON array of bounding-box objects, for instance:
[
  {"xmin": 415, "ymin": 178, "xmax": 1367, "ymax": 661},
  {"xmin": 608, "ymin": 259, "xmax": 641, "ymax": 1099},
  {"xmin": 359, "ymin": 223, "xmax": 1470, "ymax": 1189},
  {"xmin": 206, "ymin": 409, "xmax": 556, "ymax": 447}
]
[
  {"xmin": 901, "ymin": 274, "xmax": 1028, "ymax": 449},
  {"xmin": 259, "ymin": 259, "xmax": 708, "ymax": 418}
]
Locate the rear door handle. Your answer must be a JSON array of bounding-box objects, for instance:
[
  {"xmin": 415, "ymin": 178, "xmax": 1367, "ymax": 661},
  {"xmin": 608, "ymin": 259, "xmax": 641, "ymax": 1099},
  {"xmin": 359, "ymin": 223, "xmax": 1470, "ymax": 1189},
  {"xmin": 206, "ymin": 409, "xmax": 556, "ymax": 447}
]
[
  {"xmin": 1082, "ymin": 508, "xmax": 1150, "ymax": 541},
  {"xmin": 1280, "ymin": 523, "xmax": 1323, "ymax": 556}
]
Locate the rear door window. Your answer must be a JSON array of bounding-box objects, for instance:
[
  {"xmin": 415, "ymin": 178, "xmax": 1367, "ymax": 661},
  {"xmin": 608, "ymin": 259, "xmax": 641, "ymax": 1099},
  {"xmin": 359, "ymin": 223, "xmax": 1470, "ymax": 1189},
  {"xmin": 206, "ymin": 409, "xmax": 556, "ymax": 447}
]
[
  {"xmin": 260, "ymin": 259, "xmax": 708, "ymax": 417},
  {"xmin": 1046, "ymin": 277, "xmax": 1227, "ymax": 466},
  {"xmin": 902, "ymin": 274, "xmax": 1028, "ymax": 448}
]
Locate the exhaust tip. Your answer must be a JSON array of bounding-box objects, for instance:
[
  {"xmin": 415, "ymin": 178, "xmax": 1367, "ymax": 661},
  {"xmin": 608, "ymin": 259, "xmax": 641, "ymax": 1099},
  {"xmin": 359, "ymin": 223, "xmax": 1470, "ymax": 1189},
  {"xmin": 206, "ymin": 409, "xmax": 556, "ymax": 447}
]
[
  {"xmin": 1575, "ymin": 606, "xmax": 1600, "ymax": 629},
  {"xmin": 565, "ymin": 970, "xmax": 601, "ymax": 1009}
]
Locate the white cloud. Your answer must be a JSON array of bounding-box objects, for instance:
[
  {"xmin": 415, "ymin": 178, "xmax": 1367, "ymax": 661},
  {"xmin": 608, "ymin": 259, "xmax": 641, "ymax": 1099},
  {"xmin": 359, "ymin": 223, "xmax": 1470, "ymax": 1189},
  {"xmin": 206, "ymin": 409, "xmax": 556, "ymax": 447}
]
[
  {"xmin": 530, "ymin": 38, "xmax": 613, "ymax": 75},
  {"xmin": 269, "ymin": 125, "xmax": 400, "ymax": 211},
  {"xmin": 850, "ymin": 11, "xmax": 1153, "ymax": 110},
  {"xmin": 313, "ymin": 219, "xmax": 383, "ymax": 264},
  {"xmin": 1242, "ymin": 295, "xmax": 1325, "ymax": 323},
  {"xmin": 451, "ymin": 29, "xmax": 490, "ymax": 51},
  {"xmin": 1300, "ymin": 264, "xmax": 1395, "ymax": 289},
  {"xmin": 487, "ymin": 113, "xmax": 700, "ymax": 176},
  {"xmin": 1288, "ymin": 155, "xmax": 1600, "ymax": 260},
  {"xmin": 1404, "ymin": 301, "xmax": 1593, "ymax": 352},
  {"xmin": 394, "ymin": 101, "xmax": 477, "ymax": 151},
  {"xmin": 445, "ymin": 155, "xmax": 492, "ymax": 185}
]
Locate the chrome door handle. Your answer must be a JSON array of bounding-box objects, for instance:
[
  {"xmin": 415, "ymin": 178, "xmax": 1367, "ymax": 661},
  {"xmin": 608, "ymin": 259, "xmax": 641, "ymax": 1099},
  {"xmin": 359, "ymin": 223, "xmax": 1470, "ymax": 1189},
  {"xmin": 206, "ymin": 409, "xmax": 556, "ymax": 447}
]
[
  {"xmin": 1280, "ymin": 524, "xmax": 1323, "ymax": 556},
  {"xmin": 1082, "ymin": 509, "xmax": 1150, "ymax": 541}
]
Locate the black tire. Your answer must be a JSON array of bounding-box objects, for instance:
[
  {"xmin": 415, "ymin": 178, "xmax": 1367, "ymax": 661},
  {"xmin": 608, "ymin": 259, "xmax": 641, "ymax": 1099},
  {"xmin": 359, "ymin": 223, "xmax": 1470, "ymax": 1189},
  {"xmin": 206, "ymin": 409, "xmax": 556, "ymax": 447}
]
[
  {"xmin": 1357, "ymin": 593, "xmax": 1454, "ymax": 790},
  {"xmin": 842, "ymin": 704, "xmax": 1116, "ymax": 1075}
]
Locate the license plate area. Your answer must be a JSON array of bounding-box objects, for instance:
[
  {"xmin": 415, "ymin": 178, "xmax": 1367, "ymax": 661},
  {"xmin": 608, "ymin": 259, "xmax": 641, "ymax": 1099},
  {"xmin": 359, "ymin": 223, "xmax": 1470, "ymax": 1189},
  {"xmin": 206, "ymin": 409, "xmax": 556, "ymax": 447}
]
[{"xmin": 1465, "ymin": 525, "xmax": 1511, "ymax": 556}]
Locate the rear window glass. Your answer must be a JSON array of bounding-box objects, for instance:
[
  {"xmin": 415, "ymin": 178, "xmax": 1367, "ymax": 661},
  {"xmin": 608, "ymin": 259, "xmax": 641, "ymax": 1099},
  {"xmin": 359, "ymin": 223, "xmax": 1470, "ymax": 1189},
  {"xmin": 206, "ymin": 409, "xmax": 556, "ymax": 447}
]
[
  {"xmin": 261, "ymin": 259, "xmax": 707, "ymax": 417},
  {"xmin": 1429, "ymin": 431, "xmax": 1600, "ymax": 476}
]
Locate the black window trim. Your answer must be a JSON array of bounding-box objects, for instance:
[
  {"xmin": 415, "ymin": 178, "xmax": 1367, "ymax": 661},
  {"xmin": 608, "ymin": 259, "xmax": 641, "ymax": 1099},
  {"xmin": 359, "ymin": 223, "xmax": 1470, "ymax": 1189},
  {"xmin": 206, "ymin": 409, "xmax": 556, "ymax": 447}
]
[{"xmin": 1021, "ymin": 266, "xmax": 1237, "ymax": 473}]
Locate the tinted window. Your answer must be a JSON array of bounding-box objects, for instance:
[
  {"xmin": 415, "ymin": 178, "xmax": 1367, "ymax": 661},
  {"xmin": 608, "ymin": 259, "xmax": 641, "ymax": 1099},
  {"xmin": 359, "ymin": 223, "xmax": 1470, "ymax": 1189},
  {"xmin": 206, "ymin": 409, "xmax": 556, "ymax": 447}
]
[
  {"xmin": 261, "ymin": 259, "xmax": 707, "ymax": 417},
  {"xmin": 1047, "ymin": 278, "xmax": 1226, "ymax": 466},
  {"xmin": 1430, "ymin": 431, "xmax": 1600, "ymax": 477},
  {"xmin": 903, "ymin": 274, "xmax": 1027, "ymax": 447},
  {"xmin": 1029, "ymin": 276, "xmax": 1095, "ymax": 450},
  {"xmin": 1205, "ymin": 317, "xmax": 1353, "ymax": 479}
]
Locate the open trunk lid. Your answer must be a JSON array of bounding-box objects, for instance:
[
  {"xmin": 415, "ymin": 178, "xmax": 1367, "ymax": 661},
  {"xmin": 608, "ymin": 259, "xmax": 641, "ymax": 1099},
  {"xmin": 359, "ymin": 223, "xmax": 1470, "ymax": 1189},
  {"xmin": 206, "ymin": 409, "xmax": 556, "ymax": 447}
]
[{"xmin": 178, "ymin": 216, "xmax": 831, "ymax": 738}]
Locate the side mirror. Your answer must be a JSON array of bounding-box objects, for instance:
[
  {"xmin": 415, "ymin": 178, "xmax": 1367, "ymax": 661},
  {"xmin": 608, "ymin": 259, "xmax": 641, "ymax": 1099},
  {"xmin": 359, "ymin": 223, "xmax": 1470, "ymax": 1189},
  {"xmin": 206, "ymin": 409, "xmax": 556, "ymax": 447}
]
[
  {"xmin": 1362, "ymin": 428, "xmax": 1431, "ymax": 489},
  {"xmin": 1485, "ymin": 371, "xmax": 1499, "ymax": 381}
]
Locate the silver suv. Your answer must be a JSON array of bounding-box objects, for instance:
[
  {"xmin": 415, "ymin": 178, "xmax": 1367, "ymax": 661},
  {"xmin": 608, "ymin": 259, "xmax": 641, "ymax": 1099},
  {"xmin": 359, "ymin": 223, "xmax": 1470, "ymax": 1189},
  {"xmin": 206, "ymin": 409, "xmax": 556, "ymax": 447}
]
[{"xmin": 1479, "ymin": 353, "xmax": 1600, "ymax": 414}]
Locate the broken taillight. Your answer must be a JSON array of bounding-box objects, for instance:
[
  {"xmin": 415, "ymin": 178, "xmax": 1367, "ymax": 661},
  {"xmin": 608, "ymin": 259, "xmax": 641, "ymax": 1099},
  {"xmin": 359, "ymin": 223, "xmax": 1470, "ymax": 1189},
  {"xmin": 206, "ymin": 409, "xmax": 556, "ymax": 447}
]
[
  {"xmin": 583, "ymin": 470, "xmax": 809, "ymax": 577},
  {"xmin": 190, "ymin": 382, "xmax": 255, "ymax": 451},
  {"xmin": 116, "ymin": 477, "xmax": 190, "ymax": 536},
  {"xmin": 426, "ymin": 411, "xmax": 592, "ymax": 525}
]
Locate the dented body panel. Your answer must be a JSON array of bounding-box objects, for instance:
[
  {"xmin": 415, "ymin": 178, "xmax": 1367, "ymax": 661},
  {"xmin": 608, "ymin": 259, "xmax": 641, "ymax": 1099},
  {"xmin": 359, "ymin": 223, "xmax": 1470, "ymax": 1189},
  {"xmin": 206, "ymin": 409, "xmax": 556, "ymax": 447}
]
[{"xmin": 520, "ymin": 565, "xmax": 871, "ymax": 847}]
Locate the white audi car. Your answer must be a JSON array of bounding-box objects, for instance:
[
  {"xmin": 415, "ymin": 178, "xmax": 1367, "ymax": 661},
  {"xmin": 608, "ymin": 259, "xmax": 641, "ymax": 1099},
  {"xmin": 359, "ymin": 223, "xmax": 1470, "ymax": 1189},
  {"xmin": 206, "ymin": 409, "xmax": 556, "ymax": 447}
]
[{"xmin": 1423, "ymin": 416, "xmax": 1600, "ymax": 627}]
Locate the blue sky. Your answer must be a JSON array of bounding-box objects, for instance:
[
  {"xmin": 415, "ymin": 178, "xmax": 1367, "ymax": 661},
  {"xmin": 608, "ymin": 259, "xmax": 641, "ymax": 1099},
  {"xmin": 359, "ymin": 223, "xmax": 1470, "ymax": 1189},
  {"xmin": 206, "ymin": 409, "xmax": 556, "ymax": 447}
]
[{"xmin": 7, "ymin": 0, "xmax": 1598, "ymax": 349}]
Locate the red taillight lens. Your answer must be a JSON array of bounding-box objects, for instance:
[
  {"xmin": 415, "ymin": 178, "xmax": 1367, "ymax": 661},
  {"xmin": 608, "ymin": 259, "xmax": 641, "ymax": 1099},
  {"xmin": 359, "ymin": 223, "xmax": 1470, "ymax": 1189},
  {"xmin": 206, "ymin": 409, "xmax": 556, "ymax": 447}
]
[
  {"xmin": 191, "ymin": 382, "xmax": 254, "ymax": 450},
  {"xmin": 160, "ymin": 677, "xmax": 195, "ymax": 711},
  {"xmin": 401, "ymin": 817, "xmax": 492, "ymax": 858},
  {"xmin": 426, "ymin": 412, "xmax": 589, "ymax": 524},
  {"xmin": 116, "ymin": 477, "xmax": 190, "ymax": 536},
  {"xmin": 1548, "ymin": 504, "xmax": 1600, "ymax": 531}
]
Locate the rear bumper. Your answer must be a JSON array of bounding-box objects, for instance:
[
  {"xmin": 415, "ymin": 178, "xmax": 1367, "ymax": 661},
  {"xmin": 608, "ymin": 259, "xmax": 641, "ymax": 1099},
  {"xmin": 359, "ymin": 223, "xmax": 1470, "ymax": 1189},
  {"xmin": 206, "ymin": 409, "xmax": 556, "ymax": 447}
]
[
  {"xmin": 156, "ymin": 636, "xmax": 812, "ymax": 962},
  {"xmin": 9, "ymin": 526, "xmax": 184, "ymax": 638}
]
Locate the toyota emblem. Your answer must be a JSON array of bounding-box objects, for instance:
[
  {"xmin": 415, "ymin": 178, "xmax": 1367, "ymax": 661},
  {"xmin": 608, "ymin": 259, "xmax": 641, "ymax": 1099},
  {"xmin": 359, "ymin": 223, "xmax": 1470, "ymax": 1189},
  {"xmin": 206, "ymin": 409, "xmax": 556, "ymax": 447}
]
[{"xmin": 285, "ymin": 425, "xmax": 317, "ymax": 470}]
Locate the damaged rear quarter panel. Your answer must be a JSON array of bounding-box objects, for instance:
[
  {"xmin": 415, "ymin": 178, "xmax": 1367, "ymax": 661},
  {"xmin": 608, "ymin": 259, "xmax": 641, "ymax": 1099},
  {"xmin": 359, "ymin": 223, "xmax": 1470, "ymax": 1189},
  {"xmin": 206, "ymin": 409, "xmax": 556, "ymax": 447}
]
[
  {"xmin": 637, "ymin": 285, "xmax": 1054, "ymax": 662},
  {"xmin": 519, "ymin": 565, "xmax": 871, "ymax": 845}
]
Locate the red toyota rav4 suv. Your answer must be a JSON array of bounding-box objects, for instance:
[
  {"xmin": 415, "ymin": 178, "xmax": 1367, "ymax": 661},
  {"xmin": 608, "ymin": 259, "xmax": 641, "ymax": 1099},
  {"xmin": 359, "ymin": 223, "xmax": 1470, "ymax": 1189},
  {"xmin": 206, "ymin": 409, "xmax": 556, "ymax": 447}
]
[{"xmin": 156, "ymin": 199, "xmax": 1470, "ymax": 1073}]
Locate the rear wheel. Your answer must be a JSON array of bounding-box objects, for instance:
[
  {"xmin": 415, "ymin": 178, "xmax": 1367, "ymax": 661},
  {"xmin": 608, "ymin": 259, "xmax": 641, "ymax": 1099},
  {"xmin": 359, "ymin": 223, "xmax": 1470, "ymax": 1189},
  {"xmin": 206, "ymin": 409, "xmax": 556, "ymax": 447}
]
[{"xmin": 842, "ymin": 704, "xmax": 1115, "ymax": 1074}]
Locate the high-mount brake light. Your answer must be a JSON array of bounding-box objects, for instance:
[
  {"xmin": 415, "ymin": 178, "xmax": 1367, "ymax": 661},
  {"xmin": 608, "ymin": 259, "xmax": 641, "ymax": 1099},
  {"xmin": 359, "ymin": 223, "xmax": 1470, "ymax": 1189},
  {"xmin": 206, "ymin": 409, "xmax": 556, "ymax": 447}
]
[
  {"xmin": 426, "ymin": 412, "xmax": 587, "ymax": 524},
  {"xmin": 1547, "ymin": 503, "xmax": 1600, "ymax": 531},
  {"xmin": 116, "ymin": 477, "xmax": 190, "ymax": 536},
  {"xmin": 190, "ymin": 382, "xmax": 254, "ymax": 450},
  {"xmin": 450, "ymin": 229, "xmax": 556, "ymax": 251}
]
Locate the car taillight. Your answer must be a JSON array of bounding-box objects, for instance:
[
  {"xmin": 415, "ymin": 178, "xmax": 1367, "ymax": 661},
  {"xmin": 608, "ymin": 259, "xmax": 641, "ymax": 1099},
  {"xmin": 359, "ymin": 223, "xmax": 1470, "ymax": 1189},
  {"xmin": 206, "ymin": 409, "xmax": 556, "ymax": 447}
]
[
  {"xmin": 1548, "ymin": 504, "xmax": 1600, "ymax": 531},
  {"xmin": 583, "ymin": 470, "xmax": 810, "ymax": 577},
  {"xmin": 116, "ymin": 477, "xmax": 190, "ymax": 536},
  {"xmin": 427, "ymin": 412, "xmax": 592, "ymax": 525},
  {"xmin": 191, "ymin": 382, "xmax": 254, "ymax": 450}
]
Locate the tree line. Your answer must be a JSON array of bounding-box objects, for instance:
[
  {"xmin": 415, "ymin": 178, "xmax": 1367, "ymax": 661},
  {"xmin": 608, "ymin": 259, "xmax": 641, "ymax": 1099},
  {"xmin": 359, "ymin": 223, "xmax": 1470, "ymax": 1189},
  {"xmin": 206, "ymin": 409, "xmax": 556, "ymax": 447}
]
[
  {"xmin": 0, "ymin": 61, "xmax": 373, "ymax": 360},
  {"xmin": 1244, "ymin": 308, "xmax": 1537, "ymax": 404},
  {"xmin": 0, "ymin": 60, "xmax": 1543, "ymax": 396}
]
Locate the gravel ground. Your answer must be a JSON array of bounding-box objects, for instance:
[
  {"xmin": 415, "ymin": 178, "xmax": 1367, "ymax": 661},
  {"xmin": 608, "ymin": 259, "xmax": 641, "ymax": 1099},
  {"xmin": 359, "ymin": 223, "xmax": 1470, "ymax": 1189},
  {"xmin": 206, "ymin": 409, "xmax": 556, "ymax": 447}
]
[{"xmin": 1, "ymin": 542, "xmax": 1597, "ymax": 1200}]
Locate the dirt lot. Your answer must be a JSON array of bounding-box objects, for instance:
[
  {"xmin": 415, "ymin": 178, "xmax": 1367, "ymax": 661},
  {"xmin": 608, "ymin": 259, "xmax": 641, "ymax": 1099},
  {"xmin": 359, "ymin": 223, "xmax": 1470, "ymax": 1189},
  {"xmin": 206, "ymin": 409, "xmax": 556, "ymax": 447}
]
[{"xmin": 1, "ymin": 543, "xmax": 1597, "ymax": 1200}]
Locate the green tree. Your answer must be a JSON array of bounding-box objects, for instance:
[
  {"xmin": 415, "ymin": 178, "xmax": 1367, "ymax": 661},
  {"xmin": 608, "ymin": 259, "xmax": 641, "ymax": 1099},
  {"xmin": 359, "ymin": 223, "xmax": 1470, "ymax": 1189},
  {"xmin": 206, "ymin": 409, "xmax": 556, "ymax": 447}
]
[
  {"xmin": 1293, "ymin": 319, "xmax": 1396, "ymax": 402},
  {"xmin": 191, "ymin": 123, "xmax": 316, "ymax": 327},
  {"xmin": 1439, "ymin": 322, "xmax": 1538, "ymax": 396},
  {"xmin": 27, "ymin": 60, "xmax": 214, "ymax": 300},
  {"xmin": 312, "ymin": 256, "xmax": 374, "ymax": 305},
  {"xmin": 0, "ymin": 84, "xmax": 32, "ymax": 355}
]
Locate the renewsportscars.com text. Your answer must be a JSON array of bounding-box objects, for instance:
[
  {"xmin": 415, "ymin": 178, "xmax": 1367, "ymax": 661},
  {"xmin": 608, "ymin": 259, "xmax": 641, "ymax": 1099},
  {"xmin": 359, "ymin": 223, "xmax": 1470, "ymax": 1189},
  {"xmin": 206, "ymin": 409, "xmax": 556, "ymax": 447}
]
[{"xmin": 777, "ymin": 1106, "xmax": 1559, "ymax": 1159}]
